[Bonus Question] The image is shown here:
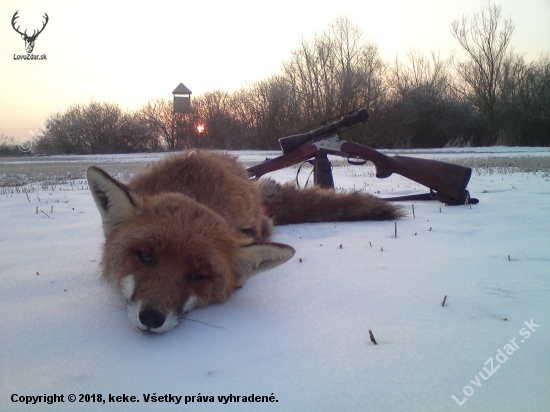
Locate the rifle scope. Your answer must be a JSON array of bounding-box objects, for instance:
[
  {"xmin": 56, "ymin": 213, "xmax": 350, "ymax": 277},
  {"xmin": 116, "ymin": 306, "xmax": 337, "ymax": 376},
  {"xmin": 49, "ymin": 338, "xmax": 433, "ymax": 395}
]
[{"xmin": 279, "ymin": 108, "xmax": 369, "ymax": 154}]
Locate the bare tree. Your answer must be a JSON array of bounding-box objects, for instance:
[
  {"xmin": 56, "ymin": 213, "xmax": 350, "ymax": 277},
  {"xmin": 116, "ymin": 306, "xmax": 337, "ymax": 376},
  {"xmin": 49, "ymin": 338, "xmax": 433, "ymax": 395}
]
[
  {"xmin": 37, "ymin": 101, "xmax": 152, "ymax": 154},
  {"xmin": 374, "ymin": 50, "xmax": 465, "ymax": 148},
  {"xmin": 283, "ymin": 38, "xmax": 325, "ymax": 123},
  {"xmin": 358, "ymin": 41, "xmax": 388, "ymax": 115},
  {"xmin": 391, "ymin": 50, "xmax": 449, "ymax": 100},
  {"xmin": 499, "ymin": 54, "xmax": 550, "ymax": 145},
  {"xmin": 450, "ymin": 1, "xmax": 515, "ymax": 141},
  {"xmin": 282, "ymin": 16, "xmax": 385, "ymax": 127},
  {"xmin": 0, "ymin": 133, "xmax": 16, "ymax": 155},
  {"xmin": 322, "ymin": 16, "xmax": 365, "ymax": 114},
  {"xmin": 139, "ymin": 98, "xmax": 177, "ymax": 150},
  {"xmin": 191, "ymin": 90, "xmax": 249, "ymax": 149}
]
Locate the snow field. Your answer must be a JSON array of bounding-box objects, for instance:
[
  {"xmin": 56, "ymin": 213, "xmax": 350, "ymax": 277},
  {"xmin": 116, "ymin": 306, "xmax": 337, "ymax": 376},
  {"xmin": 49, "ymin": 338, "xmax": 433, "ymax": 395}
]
[{"xmin": 0, "ymin": 148, "xmax": 549, "ymax": 411}]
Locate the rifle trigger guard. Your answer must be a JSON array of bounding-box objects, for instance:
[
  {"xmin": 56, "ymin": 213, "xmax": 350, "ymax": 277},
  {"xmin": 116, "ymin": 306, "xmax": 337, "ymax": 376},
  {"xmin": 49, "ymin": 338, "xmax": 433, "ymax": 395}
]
[{"xmin": 347, "ymin": 157, "xmax": 367, "ymax": 166}]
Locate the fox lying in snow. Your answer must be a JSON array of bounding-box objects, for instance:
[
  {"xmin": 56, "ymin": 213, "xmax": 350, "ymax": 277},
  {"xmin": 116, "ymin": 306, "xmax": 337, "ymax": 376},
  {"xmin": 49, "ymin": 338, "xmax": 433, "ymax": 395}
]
[{"xmin": 87, "ymin": 150, "xmax": 402, "ymax": 333}]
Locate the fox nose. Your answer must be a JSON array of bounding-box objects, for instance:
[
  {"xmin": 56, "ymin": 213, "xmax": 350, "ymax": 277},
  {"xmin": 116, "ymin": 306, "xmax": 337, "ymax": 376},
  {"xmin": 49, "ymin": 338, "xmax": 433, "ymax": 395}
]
[{"xmin": 139, "ymin": 306, "xmax": 166, "ymax": 329}]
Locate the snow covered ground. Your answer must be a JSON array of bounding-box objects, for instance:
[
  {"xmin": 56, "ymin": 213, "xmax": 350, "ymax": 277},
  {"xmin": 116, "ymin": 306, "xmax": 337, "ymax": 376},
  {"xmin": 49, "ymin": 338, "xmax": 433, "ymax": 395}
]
[{"xmin": 1, "ymin": 147, "xmax": 549, "ymax": 411}]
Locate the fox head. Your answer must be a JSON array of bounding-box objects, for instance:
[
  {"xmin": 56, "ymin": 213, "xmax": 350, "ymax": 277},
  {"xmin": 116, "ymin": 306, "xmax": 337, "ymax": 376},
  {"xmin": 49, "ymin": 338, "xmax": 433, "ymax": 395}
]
[{"xmin": 87, "ymin": 166, "xmax": 295, "ymax": 334}]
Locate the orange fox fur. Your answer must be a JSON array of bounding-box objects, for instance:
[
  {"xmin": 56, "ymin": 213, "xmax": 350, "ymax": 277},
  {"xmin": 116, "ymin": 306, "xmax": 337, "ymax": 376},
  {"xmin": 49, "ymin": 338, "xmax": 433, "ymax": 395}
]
[{"xmin": 87, "ymin": 150, "xmax": 401, "ymax": 333}]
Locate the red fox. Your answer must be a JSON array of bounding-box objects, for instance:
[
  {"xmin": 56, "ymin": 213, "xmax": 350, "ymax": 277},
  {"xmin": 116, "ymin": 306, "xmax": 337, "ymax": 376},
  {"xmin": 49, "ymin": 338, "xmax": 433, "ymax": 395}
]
[{"xmin": 87, "ymin": 150, "xmax": 402, "ymax": 333}]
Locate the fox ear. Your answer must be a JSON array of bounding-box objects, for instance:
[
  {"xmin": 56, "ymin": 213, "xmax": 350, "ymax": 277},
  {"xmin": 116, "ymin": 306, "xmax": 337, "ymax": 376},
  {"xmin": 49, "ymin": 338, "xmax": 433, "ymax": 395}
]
[
  {"xmin": 233, "ymin": 243, "xmax": 295, "ymax": 285},
  {"xmin": 87, "ymin": 166, "xmax": 138, "ymax": 236}
]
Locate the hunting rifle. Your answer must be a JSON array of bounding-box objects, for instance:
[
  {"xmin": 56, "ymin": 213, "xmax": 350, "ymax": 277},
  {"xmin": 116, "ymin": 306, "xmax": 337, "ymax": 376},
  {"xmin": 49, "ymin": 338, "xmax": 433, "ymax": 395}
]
[{"xmin": 247, "ymin": 108, "xmax": 478, "ymax": 205}]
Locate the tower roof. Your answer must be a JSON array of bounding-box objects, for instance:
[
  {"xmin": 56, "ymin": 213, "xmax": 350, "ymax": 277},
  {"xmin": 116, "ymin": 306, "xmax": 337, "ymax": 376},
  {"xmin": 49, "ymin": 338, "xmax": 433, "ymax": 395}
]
[{"xmin": 172, "ymin": 83, "xmax": 192, "ymax": 95}]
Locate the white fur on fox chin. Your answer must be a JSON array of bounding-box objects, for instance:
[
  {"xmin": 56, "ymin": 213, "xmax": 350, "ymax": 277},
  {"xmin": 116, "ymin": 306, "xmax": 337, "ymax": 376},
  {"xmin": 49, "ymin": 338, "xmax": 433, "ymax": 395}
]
[{"xmin": 119, "ymin": 275, "xmax": 198, "ymax": 333}]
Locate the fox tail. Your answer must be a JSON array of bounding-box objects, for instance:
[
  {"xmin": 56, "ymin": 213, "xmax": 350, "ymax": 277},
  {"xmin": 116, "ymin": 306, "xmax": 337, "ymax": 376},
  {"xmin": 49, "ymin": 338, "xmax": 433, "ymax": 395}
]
[{"xmin": 259, "ymin": 179, "xmax": 404, "ymax": 225}]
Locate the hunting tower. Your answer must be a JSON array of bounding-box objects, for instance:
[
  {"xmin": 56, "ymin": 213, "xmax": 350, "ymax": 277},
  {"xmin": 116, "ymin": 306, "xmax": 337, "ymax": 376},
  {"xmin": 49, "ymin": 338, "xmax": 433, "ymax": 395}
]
[{"xmin": 172, "ymin": 83, "xmax": 192, "ymax": 113}]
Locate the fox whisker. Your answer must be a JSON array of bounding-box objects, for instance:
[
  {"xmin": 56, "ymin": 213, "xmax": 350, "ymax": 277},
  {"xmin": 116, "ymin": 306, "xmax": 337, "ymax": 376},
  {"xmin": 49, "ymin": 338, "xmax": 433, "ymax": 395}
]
[
  {"xmin": 180, "ymin": 316, "xmax": 229, "ymax": 330},
  {"xmin": 106, "ymin": 303, "xmax": 127, "ymax": 312}
]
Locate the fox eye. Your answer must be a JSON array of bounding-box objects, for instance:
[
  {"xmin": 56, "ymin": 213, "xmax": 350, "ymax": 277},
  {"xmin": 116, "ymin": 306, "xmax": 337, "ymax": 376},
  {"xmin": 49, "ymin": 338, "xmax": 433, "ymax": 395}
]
[
  {"xmin": 136, "ymin": 251, "xmax": 155, "ymax": 265},
  {"xmin": 188, "ymin": 273, "xmax": 207, "ymax": 281}
]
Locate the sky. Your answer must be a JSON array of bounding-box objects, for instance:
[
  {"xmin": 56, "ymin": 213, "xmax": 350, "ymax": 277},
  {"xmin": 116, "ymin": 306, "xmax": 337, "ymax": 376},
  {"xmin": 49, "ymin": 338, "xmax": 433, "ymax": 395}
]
[{"xmin": 1, "ymin": 0, "xmax": 549, "ymax": 143}]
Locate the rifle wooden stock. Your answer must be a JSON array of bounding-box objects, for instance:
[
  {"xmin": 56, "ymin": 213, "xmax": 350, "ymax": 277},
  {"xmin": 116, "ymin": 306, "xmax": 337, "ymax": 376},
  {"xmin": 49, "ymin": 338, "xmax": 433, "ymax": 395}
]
[{"xmin": 339, "ymin": 142, "xmax": 472, "ymax": 202}]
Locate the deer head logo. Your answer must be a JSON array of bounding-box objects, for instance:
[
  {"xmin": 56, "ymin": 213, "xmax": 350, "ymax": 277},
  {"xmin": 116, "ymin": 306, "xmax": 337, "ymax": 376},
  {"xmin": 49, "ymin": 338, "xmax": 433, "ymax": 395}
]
[{"xmin": 11, "ymin": 11, "xmax": 49, "ymax": 54}]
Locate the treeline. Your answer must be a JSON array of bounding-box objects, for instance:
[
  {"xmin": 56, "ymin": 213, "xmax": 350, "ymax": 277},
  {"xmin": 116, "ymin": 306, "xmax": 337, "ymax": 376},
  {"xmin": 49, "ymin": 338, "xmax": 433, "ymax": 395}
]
[{"xmin": 36, "ymin": 4, "xmax": 549, "ymax": 154}]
